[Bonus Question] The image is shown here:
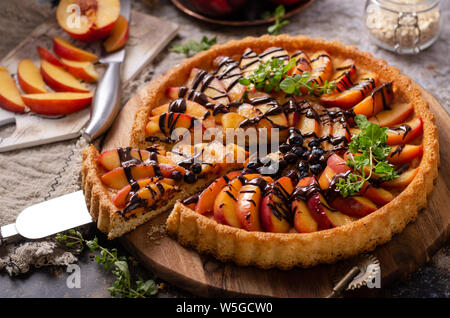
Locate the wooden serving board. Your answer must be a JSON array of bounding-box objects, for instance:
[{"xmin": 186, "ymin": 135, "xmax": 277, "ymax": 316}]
[
  {"xmin": 0, "ymin": 11, "xmax": 178, "ymax": 152},
  {"xmin": 103, "ymin": 83, "xmax": 450, "ymax": 297}
]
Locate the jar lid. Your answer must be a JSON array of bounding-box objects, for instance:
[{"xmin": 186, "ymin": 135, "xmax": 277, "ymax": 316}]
[{"xmin": 372, "ymin": 0, "xmax": 440, "ymax": 13}]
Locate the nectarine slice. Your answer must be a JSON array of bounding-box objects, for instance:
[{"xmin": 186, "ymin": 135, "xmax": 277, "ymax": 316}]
[
  {"xmin": 388, "ymin": 144, "xmax": 423, "ymax": 165},
  {"xmin": 104, "ymin": 15, "xmax": 129, "ymax": 53},
  {"xmin": 383, "ymin": 168, "xmax": 419, "ymax": 189},
  {"xmin": 187, "ymin": 68, "xmax": 229, "ymax": 105},
  {"xmin": 331, "ymin": 59, "xmax": 357, "ymax": 92},
  {"xmin": 37, "ymin": 46, "xmax": 64, "ymax": 67},
  {"xmin": 213, "ymin": 56, "xmax": 246, "ymax": 102},
  {"xmin": 386, "ymin": 117, "xmax": 423, "ymax": 145},
  {"xmin": 369, "ymin": 102, "xmax": 414, "ymax": 127},
  {"xmin": 239, "ymin": 48, "xmax": 260, "ymax": 77},
  {"xmin": 97, "ymin": 148, "xmax": 167, "ymax": 171},
  {"xmin": 41, "ymin": 60, "xmax": 90, "ymax": 93},
  {"xmin": 101, "ymin": 165, "xmax": 158, "ymax": 190},
  {"xmin": 308, "ymin": 51, "xmax": 333, "ymax": 86},
  {"xmin": 151, "ymin": 100, "xmax": 215, "ymax": 129},
  {"xmin": 0, "ymin": 67, "xmax": 26, "ymax": 113},
  {"xmin": 53, "ymin": 36, "xmax": 98, "ymax": 61},
  {"xmin": 236, "ymin": 180, "xmax": 264, "ymax": 231},
  {"xmin": 291, "ymin": 50, "xmax": 311, "ymax": 75},
  {"xmin": 213, "ymin": 176, "xmax": 244, "ymax": 228},
  {"xmin": 293, "ymin": 199, "xmax": 318, "ymax": 233},
  {"xmin": 353, "ymin": 82, "xmax": 394, "ymax": 118},
  {"xmin": 60, "ymin": 58, "xmax": 98, "ymax": 82},
  {"xmin": 123, "ymin": 182, "xmax": 175, "ymax": 217},
  {"xmin": 18, "ymin": 59, "xmax": 47, "ymax": 94},
  {"xmin": 22, "ymin": 92, "xmax": 92, "ymax": 115}
]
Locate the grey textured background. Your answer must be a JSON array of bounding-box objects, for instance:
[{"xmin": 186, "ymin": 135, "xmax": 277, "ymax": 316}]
[{"xmin": 0, "ymin": 0, "xmax": 448, "ymax": 297}]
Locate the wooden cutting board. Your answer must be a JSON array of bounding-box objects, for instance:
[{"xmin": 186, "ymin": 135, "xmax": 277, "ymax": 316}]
[
  {"xmin": 0, "ymin": 11, "xmax": 178, "ymax": 152},
  {"xmin": 102, "ymin": 82, "xmax": 450, "ymax": 297}
]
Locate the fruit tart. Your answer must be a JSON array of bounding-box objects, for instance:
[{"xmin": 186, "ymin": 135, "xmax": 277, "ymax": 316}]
[{"xmin": 82, "ymin": 35, "xmax": 438, "ymax": 269}]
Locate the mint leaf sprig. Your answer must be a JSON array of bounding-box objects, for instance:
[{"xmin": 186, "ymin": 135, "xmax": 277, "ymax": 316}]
[
  {"xmin": 262, "ymin": 5, "xmax": 290, "ymax": 35},
  {"xmin": 56, "ymin": 230, "xmax": 159, "ymax": 298},
  {"xmin": 170, "ymin": 36, "xmax": 217, "ymax": 57},
  {"xmin": 336, "ymin": 115, "xmax": 398, "ymax": 197},
  {"xmin": 238, "ymin": 57, "xmax": 335, "ymax": 96}
]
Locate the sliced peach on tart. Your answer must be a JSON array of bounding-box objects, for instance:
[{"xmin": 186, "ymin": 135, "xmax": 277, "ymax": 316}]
[
  {"xmin": 40, "ymin": 60, "xmax": 90, "ymax": 93},
  {"xmin": 260, "ymin": 176, "xmax": 295, "ymax": 233},
  {"xmin": 387, "ymin": 144, "xmax": 423, "ymax": 165},
  {"xmin": 53, "ymin": 37, "xmax": 99, "ymax": 61},
  {"xmin": 330, "ymin": 59, "xmax": 357, "ymax": 93},
  {"xmin": 383, "ymin": 167, "xmax": 419, "ymax": 189},
  {"xmin": 259, "ymin": 47, "xmax": 289, "ymax": 64},
  {"xmin": 97, "ymin": 147, "xmax": 167, "ymax": 171},
  {"xmin": 56, "ymin": 0, "xmax": 120, "ymax": 42},
  {"xmin": 320, "ymin": 75, "xmax": 378, "ymax": 109},
  {"xmin": 213, "ymin": 175, "xmax": 244, "ymax": 228},
  {"xmin": 369, "ymin": 102, "xmax": 414, "ymax": 127},
  {"xmin": 290, "ymin": 50, "xmax": 311, "ymax": 75},
  {"xmin": 295, "ymin": 113, "xmax": 320, "ymax": 140},
  {"xmin": 17, "ymin": 59, "xmax": 47, "ymax": 94},
  {"xmin": 0, "ymin": 67, "xmax": 26, "ymax": 113},
  {"xmin": 103, "ymin": 15, "xmax": 129, "ymax": 52},
  {"xmin": 196, "ymin": 171, "xmax": 241, "ymax": 215},
  {"xmin": 101, "ymin": 165, "xmax": 159, "ymax": 190},
  {"xmin": 21, "ymin": 92, "xmax": 93, "ymax": 115},
  {"xmin": 221, "ymin": 112, "xmax": 246, "ymax": 130},
  {"xmin": 308, "ymin": 51, "xmax": 333, "ymax": 86},
  {"xmin": 213, "ymin": 56, "xmax": 246, "ymax": 102},
  {"xmin": 60, "ymin": 58, "xmax": 98, "ymax": 83},
  {"xmin": 239, "ymin": 48, "xmax": 260, "ymax": 77},
  {"xmin": 151, "ymin": 100, "xmax": 215, "ymax": 129},
  {"xmin": 186, "ymin": 68, "xmax": 230, "ymax": 105},
  {"xmin": 37, "ymin": 46, "xmax": 64, "ymax": 67},
  {"xmin": 145, "ymin": 112, "xmax": 204, "ymax": 142},
  {"xmin": 235, "ymin": 177, "xmax": 266, "ymax": 231},
  {"xmin": 353, "ymin": 82, "xmax": 394, "ymax": 118},
  {"xmin": 385, "ymin": 117, "xmax": 423, "ymax": 145},
  {"xmin": 293, "ymin": 196, "xmax": 318, "ymax": 233}
]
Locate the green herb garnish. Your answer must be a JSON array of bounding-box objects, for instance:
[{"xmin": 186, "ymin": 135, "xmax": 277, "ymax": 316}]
[
  {"xmin": 238, "ymin": 57, "xmax": 335, "ymax": 96},
  {"xmin": 262, "ymin": 5, "xmax": 290, "ymax": 35},
  {"xmin": 336, "ymin": 115, "xmax": 398, "ymax": 197},
  {"xmin": 170, "ymin": 36, "xmax": 217, "ymax": 57},
  {"xmin": 56, "ymin": 230, "xmax": 159, "ymax": 298}
]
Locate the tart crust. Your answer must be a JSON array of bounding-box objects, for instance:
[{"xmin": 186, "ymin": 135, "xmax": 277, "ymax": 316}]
[{"xmin": 83, "ymin": 34, "xmax": 439, "ymax": 268}]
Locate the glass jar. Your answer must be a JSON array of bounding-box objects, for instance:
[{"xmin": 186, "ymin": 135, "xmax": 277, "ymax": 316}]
[{"xmin": 364, "ymin": 0, "xmax": 441, "ymax": 54}]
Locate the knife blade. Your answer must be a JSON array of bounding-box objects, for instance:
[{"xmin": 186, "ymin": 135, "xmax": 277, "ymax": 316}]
[
  {"xmin": 0, "ymin": 191, "xmax": 92, "ymax": 245},
  {"xmin": 82, "ymin": 0, "xmax": 131, "ymax": 141}
]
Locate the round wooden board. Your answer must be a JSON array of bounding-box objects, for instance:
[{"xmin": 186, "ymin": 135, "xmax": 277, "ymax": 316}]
[{"xmin": 101, "ymin": 82, "xmax": 450, "ymax": 297}]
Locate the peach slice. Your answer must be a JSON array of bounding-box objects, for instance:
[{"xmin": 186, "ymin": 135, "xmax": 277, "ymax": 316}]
[
  {"xmin": 239, "ymin": 48, "xmax": 260, "ymax": 77},
  {"xmin": 293, "ymin": 197, "xmax": 318, "ymax": 233},
  {"xmin": 369, "ymin": 102, "xmax": 414, "ymax": 127},
  {"xmin": 56, "ymin": 0, "xmax": 120, "ymax": 42},
  {"xmin": 101, "ymin": 165, "xmax": 158, "ymax": 189},
  {"xmin": 221, "ymin": 112, "xmax": 246, "ymax": 129},
  {"xmin": 17, "ymin": 59, "xmax": 47, "ymax": 94},
  {"xmin": 353, "ymin": 82, "xmax": 394, "ymax": 118},
  {"xmin": 388, "ymin": 144, "xmax": 423, "ymax": 165},
  {"xmin": 104, "ymin": 15, "xmax": 129, "ymax": 53},
  {"xmin": 37, "ymin": 46, "xmax": 64, "ymax": 67},
  {"xmin": 97, "ymin": 147, "xmax": 167, "ymax": 171},
  {"xmin": 260, "ymin": 176, "xmax": 294, "ymax": 233},
  {"xmin": 291, "ymin": 50, "xmax": 311, "ymax": 75},
  {"xmin": 60, "ymin": 58, "xmax": 98, "ymax": 82},
  {"xmin": 213, "ymin": 56, "xmax": 246, "ymax": 102},
  {"xmin": 145, "ymin": 112, "xmax": 203, "ymax": 140},
  {"xmin": 308, "ymin": 51, "xmax": 333, "ymax": 86},
  {"xmin": 22, "ymin": 92, "xmax": 92, "ymax": 115},
  {"xmin": 40, "ymin": 60, "xmax": 90, "ymax": 93},
  {"xmin": 0, "ymin": 67, "xmax": 26, "ymax": 113},
  {"xmin": 187, "ymin": 68, "xmax": 229, "ymax": 105},
  {"xmin": 53, "ymin": 37, "xmax": 98, "ymax": 62},
  {"xmin": 386, "ymin": 117, "xmax": 423, "ymax": 145},
  {"xmin": 213, "ymin": 176, "xmax": 244, "ymax": 228},
  {"xmin": 320, "ymin": 76, "xmax": 378, "ymax": 109},
  {"xmin": 331, "ymin": 59, "xmax": 357, "ymax": 92},
  {"xmin": 123, "ymin": 182, "xmax": 175, "ymax": 217},
  {"xmin": 151, "ymin": 100, "xmax": 215, "ymax": 129},
  {"xmin": 295, "ymin": 114, "xmax": 320, "ymax": 139},
  {"xmin": 113, "ymin": 177, "xmax": 175, "ymax": 208},
  {"xmin": 236, "ymin": 178, "xmax": 265, "ymax": 231},
  {"xmin": 383, "ymin": 168, "xmax": 419, "ymax": 189},
  {"xmin": 196, "ymin": 171, "xmax": 241, "ymax": 215}
]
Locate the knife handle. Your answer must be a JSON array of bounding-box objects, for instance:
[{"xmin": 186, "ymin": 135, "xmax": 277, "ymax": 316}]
[
  {"xmin": 0, "ymin": 224, "xmax": 22, "ymax": 246},
  {"xmin": 83, "ymin": 62, "xmax": 122, "ymax": 141}
]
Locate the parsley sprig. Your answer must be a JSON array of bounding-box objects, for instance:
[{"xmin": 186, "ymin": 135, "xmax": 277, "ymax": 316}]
[
  {"xmin": 262, "ymin": 5, "xmax": 290, "ymax": 35},
  {"xmin": 238, "ymin": 57, "xmax": 335, "ymax": 96},
  {"xmin": 170, "ymin": 36, "xmax": 217, "ymax": 57},
  {"xmin": 56, "ymin": 230, "xmax": 159, "ymax": 298},
  {"xmin": 336, "ymin": 115, "xmax": 398, "ymax": 197}
]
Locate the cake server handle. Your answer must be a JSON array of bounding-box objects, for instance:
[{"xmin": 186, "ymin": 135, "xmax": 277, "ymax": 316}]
[{"xmin": 82, "ymin": 62, "xmax": 122, "ymax": 142}]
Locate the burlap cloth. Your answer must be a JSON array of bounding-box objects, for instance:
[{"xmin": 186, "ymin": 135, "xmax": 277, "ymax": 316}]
[{"xmin": 0, "ymin": 0, "xmax": 449, "ymax": 284}]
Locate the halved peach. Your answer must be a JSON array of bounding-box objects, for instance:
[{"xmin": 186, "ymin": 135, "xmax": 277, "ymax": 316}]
[
  {"xmin": 104, "ymin": 15, "xmax": 129, "ymax": 52},
  {"xmin": 113, "ymin": 177, "xmax": 175, "ymax": 208},
  {"xmin": 0, "ymin": 67, "xmax": 26, "ymax": 113},
  {"xmin": 383, "ymin": 168, "xmax": 418, "ymax": 189},
  {"xmin": 320, "ymin": 75, "xmax": 378, "ymax": 109},
  {"xmin": 37, "ymin": 46, "xmax": 64, "ymax": 67},
  {"xmin": 386, "ymin": 117, "xmax": 423, "ymax": 145},
  {"xmin": 308, "ymin": 51, "xmax": 333, "ymax": 86},
  {"xmin": 196, "ymin": 171, "xmax": 241, "ymax": 215},
  {"xmin": 187, "ymin": 68, "xmax": 229, "ymax": 105},
  {"xmin": 22, "ymin": 92, "xmax": 92, "ymax": 115},
  {"xmin": 40, "ymin": 60, "xmax": 90, "ymax": 93},
  {"xmin": 213, "ymin": 176, "xmax": 244, "ymax": 228},
  {"xmin": 17, "ymin": 59, "xmax": 47, "ymax": 94},
  {"xmin": 353, "ymin": 82, "xmax": 394, "ymax": 118},
  {"xmin": 101, "ymin": 165, "xmax": 158, "ymax": 189},
  {"xmin": 388, "ymin": 144, "xmax": 423, "ymax": 165},
  {"xmin": 260, "ymin": 176, "xmax": 294, "ymax": 233},
  {"xmin": 53, "ymin": 37, "xmax": 98, "ymax": 61},
  {"xmin": 60, "ymin": 58, "xmax": 98, "ymax": 82},
  {"xmin": 56, "ymin": 0, "xmax": 120, "ymax": 42},
  {"xmin": 369, "ymin": 102, "xmax": 414, "ymax": 127},
  {"xmin": 213, "ymin": 56, "xmax": 246, "ymax": 102},
  {"xmin": 151, "ymin": 100, "xmax": 215, "ymax": 129}
]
